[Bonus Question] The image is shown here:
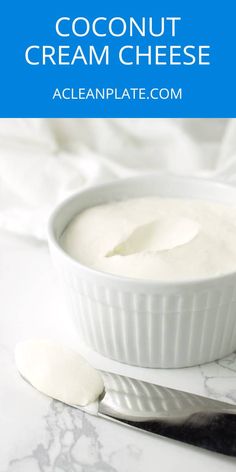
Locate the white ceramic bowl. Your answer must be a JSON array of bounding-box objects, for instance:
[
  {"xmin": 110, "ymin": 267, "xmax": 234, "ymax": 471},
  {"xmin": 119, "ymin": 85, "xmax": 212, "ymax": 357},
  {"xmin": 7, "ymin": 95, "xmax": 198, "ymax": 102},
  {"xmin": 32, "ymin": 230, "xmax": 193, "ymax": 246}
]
[{"xmin": 48, "ymin": 174, "xmax": 236, "ymax": 368}]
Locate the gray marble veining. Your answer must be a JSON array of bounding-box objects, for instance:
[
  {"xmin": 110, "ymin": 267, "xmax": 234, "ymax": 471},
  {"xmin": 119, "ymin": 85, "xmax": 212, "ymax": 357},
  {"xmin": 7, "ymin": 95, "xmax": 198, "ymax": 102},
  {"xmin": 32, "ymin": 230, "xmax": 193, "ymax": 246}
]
[{"xmin": 1, "ymin": 231, "xmax": 236, "ymax": 471}]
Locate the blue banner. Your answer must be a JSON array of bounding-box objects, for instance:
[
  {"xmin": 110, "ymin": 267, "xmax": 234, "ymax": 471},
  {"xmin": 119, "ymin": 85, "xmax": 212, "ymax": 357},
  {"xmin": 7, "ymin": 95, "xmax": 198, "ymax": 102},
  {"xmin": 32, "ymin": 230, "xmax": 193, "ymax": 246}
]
[{"xmin": 0, "ymin": 0, "xmax": 235, "ymax": 117}]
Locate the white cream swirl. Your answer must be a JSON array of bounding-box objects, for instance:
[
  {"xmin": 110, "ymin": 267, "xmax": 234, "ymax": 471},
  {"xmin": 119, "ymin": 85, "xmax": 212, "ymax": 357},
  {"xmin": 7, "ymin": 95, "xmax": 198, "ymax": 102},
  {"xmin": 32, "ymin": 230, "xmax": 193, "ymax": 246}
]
[{"xmin": 61, "ymin": 196, "xmax": 236, "ymax": 281}]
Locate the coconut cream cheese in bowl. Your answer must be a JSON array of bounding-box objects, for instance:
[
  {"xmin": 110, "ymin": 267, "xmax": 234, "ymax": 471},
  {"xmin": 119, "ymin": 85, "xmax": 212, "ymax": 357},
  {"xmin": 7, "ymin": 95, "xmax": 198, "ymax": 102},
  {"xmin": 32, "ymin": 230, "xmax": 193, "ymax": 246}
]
[{"xmin": 48, "ymin": 174, "xmax": 236, "ymax": 368}]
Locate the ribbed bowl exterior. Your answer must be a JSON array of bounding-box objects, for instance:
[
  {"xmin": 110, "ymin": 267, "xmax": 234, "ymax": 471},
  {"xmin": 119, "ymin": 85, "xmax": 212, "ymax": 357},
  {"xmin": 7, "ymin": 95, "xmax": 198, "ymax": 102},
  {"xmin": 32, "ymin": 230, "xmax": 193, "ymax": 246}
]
[
  {"xmin": 48, "ymin": 175, "xmax": 236, "ymax": 368},
  {"xmin": 50, "ymin": 245, "xmax": 236, "ymax": 368}
]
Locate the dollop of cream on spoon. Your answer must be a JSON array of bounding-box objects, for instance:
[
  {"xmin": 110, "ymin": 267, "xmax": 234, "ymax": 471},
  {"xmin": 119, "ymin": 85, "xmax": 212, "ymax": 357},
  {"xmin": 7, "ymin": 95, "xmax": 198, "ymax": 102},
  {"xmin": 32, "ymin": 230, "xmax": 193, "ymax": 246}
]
[
  {"xmin": 106, "ymin": 216, "xmax": 200, "ymax": 257},
  {"xmin": 15, "ymin": 340, "xmax": 104, "ymax": 406}
]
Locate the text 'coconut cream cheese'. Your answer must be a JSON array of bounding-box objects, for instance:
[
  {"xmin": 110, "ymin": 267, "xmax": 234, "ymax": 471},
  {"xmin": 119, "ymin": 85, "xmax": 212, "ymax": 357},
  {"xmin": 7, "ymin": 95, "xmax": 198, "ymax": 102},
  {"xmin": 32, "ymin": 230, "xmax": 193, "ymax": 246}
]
[{"xmin": 61, "ymin": 197, "xmax": 236, "ymax": 281}]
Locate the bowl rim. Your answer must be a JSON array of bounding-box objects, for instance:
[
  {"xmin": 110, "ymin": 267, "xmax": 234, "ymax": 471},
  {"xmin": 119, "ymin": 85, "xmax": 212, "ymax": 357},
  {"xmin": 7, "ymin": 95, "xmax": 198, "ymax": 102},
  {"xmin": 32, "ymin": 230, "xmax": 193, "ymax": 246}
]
[{"xmin": 48, "ymin": 173, "xmax": 236, "ymax": 288}]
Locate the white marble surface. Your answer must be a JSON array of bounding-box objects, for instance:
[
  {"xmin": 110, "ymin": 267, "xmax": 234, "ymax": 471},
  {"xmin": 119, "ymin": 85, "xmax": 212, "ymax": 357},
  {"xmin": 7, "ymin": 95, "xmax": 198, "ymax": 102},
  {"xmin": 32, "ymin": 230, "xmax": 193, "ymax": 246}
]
[{"xmin": 1, "ymin": 229, "xmax": 236, "ymax": 471}]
